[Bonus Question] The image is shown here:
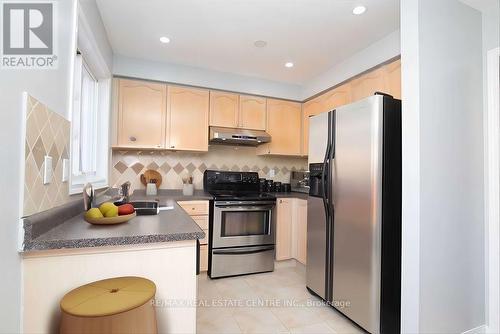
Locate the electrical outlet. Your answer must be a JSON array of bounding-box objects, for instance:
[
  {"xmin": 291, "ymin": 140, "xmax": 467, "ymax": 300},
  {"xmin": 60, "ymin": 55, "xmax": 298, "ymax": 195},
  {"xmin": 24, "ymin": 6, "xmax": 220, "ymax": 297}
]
[
  {"xmin": 43, "ymin": 156, "xmax": 53, "ymax": 184},
  {"xmin": 62, "ymin": 159, "xmax": 69, "ymax": 182},
  {"xmin": 269, "ymin": 169, "xmax": 275, "ymax": 177}
]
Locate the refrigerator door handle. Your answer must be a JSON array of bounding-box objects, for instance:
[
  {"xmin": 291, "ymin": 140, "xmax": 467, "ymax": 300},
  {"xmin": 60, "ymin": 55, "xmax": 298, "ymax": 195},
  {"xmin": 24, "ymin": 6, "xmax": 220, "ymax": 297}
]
[
  {"xmin": 330, "ymin": 110, "xmax": 336, "ymax": 212},
  {"xmin": 321, "ymin": 143, "xmax": 331, "ymax": 219}
]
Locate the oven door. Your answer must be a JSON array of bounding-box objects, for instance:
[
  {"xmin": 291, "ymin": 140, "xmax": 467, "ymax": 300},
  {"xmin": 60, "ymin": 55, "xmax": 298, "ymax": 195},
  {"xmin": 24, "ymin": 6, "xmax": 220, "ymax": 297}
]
[{"xmin": 212, "ymin": 201, "xmax": 276, "ymax": 248}]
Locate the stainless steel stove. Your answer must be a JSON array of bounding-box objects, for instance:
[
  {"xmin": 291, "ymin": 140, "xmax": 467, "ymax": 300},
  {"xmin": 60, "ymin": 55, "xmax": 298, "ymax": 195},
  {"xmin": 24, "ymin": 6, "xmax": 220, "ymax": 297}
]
[{"xmin": 203, "ymin": 170, "xmax": 276, "ymax": 278}]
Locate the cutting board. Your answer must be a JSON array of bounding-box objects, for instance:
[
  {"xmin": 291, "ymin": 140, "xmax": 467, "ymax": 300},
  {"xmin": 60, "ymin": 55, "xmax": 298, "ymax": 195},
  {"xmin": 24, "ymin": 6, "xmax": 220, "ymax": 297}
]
[{"xmin": 140, "ymin": 169, "xmax": 162, "ymax": 188}]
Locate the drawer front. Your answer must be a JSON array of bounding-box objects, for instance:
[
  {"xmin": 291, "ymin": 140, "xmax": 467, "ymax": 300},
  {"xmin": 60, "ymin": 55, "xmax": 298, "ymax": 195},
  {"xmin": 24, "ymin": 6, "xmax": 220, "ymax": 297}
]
[
  {"xmin": 199, "ymin": 229, "xmax": 209, "ymax": 245},
  {"xmin": 177, "ymin": 201, "xmax": 209, "ymax": 215},
  {"xmin": 200, "ymin": 245, "xmax": 208, "ymax": 272},
  {"xmin": 192, "ymin": 215, "xmax": 208, "ymax": 229}
]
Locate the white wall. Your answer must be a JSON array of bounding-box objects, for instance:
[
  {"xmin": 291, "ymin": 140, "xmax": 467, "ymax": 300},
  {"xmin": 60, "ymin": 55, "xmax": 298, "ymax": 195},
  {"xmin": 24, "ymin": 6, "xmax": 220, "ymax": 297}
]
[
  {"xmin": 401, "ymin": 0, "xmax": 485, "ymax": 333},
  {"xmin": 0, "ymin": 0, "xmax": 78, "ymax": 332},
  {"xmin": 113, "ymin": 55, "xmax": 303, "ymax": 101},
  {"xmin": 78, "ymin": 0, "xmax": 113, "ymax": 73},
  {"xmin": 480, "ymin": 3, "xmax": 500, "ymax": 333},
  {"xmin": 300, "ymin": 30, "xmax": 401, "ymax": 99}
]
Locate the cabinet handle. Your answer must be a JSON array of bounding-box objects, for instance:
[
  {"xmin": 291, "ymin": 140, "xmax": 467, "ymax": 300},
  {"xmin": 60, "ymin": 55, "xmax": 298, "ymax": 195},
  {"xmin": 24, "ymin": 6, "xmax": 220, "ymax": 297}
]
[
  {"xmin": 156, "ymin": 145, "xmax": 161, "ymax": 148},
  {"xmin": 129, "ymin": 136, "xmax": 137, "ymax": 142},
  {"xmin": 170, "ymin": 145, "xmax": 175, "ymax": 149},
  {"xmin": 279, "ymin": 199, "xmax": 282, "ymax": 204}
]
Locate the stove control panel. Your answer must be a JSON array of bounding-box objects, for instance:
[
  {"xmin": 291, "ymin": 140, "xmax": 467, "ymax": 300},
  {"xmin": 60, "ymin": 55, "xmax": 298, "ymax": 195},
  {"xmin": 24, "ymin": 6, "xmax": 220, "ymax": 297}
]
[{"xmin": 204, "ymin": 170, "xmax": 260, "ymax": 192}]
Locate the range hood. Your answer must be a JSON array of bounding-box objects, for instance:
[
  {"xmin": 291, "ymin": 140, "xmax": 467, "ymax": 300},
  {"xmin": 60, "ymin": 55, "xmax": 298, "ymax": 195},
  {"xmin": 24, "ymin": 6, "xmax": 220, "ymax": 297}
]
[{"xmin": 209, "ymin": 126, "xmax": 271, "ymax": 146}]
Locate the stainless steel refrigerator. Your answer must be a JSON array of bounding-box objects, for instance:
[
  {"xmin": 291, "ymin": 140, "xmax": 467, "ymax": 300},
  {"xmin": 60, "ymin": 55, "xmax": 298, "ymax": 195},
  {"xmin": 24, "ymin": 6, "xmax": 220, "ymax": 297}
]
[{"xmin": 306, "ymin": 94, "xmax": 402, "ymax": 334}]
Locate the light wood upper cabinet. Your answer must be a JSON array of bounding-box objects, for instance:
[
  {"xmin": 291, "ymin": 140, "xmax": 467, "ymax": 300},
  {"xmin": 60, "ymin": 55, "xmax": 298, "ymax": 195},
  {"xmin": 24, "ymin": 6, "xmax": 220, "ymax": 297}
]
[
  {"xmin": 276, "ymin": 198, "xmax": 293, "ymax": 261},
  {"xmin": 167, "ymin": 86, "xmax": 209, "ymax": 151},
  {"xmin": 209, "ymin": 91, "xmax": 239, "ymax": 128},
  {"xmin": 384, "ymin": 59, "xmax": 401, "ymax": 99},
  {"xmin": 258, "ymin": 99, "xmax": 302, "ymax": 156},
  {"xmin": 117, "ymin": 79, "xmax": 167, "ymax": 148},
  {"xmin": 322, "ymin": 83, "xmax": 351, "ymax": 110},
  {"xmin": 302, "ymin": 95, "xmax": 326, "ymax": 156},
  {"xmin": 350, "ymin": 67, "xmax": 388, "ymax": 102},
  {"xmin": 239, "ymin": 95, "xmax": 266, "ymax": 130}
]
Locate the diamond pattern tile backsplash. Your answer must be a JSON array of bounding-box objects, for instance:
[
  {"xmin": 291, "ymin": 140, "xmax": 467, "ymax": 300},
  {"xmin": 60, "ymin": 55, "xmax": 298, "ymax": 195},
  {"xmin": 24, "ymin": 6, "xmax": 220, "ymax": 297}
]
[
  {"xmin": 23, "ymin": 95, "xmax": 71, "ymax": 217},
  {"xmin": 112, "ymin": 146, "xmax": 308, "ymax": 191}
]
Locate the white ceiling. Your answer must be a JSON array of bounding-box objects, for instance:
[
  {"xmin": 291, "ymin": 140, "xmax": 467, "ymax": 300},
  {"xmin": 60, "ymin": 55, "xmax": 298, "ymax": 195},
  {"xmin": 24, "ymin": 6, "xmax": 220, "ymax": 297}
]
[{"xmin": 95, "ymin": 0, "xmax": 400, "ymax": 85}]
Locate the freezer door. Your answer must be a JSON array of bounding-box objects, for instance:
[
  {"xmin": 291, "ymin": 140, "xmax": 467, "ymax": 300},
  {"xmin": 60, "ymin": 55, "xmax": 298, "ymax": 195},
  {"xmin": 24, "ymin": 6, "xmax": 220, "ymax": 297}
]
[
  {"xmin": 332, "ymin": 96, "xmax": 384, "ymax": 334},
  {"xmin": 306, "ymin": 196, "xmax": 327, "ymax": 299},
  {"xmin": 308, "ymin": 112, "xmax": 329, "ymax": 164}
]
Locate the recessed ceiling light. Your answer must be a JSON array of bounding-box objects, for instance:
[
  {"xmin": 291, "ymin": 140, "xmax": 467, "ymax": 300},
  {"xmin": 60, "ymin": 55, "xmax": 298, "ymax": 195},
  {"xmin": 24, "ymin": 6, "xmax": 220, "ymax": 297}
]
[
  {"xmin": 352, "ymin": 5, "xmax": 366, "ymax": 15},
  {"xmin": 254, "ymin": 40, "xmax": 267, "ymax": 48},
  {"xmin": 159, "ymin": 36, "xmax": 170, "ymax": 44},
  {"xmin": 285, "ymin": 62, "xmax": 294, "ymax": 68}
]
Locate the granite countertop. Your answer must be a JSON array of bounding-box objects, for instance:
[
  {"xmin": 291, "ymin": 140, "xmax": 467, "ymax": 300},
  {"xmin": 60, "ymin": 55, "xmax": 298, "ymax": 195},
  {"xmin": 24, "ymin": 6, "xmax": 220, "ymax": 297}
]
[
  {"xmin": 22, "ymin": 189, "xmax": 307, "ymax": 253},
  {"xmin": 273, "ymin": 191, "xmax": 309, "ymax": 200},
  {"xmin": 23, "ymin": 190, "xmax": 212, "ymax": 253}
]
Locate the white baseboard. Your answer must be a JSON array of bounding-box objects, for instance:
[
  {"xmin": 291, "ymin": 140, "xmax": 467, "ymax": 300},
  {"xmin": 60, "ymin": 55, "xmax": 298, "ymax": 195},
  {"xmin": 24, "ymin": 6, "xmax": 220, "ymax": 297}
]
[{"xmin": 462, "ymin": 325, "xmax": 486, "ymax": 334}]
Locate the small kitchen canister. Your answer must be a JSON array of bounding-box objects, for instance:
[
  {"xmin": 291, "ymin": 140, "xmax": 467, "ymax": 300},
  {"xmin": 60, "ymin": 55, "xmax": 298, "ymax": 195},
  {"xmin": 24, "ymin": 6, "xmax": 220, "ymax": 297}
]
[{"xmin": 182, "ymin": 174, "xmax": 194, "ymax": 196}]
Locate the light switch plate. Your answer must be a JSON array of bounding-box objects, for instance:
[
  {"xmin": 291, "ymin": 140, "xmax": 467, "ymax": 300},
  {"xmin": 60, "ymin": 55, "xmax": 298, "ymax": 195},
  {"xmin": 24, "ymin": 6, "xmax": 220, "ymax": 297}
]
[
  {"xmin": 62, "ymin": 158, "xmax": 69, "ymax": 182},
  {"xmin": 43, "ymin": 156, "xmax": 53, "ymax": 185}
]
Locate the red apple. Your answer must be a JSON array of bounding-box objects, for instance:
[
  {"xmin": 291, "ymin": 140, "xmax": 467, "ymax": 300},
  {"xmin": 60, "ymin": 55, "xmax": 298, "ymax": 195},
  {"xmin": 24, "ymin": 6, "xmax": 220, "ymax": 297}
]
[{"xmin": 118, "ymin": 204, "xmax": 135, "ymax": 216}]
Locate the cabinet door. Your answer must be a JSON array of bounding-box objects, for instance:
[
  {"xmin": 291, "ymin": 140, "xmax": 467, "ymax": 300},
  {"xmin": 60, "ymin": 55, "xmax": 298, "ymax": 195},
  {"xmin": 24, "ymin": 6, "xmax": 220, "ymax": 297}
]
[
  {"xmin": 350, "ymin": 67, "xmax": 387, "ymax": 102},
  {"xmin": 294, "ymin": 199, "xmax": 308, "ymax": 265},
  {"xmin": 384, "ymin": 59, "xmax": 401, "ymax": 99},
  {"xmin": 302, "ymin": 95, "xmax": 327, "ymax": 156},
  {"xmin": 118, "ymin": 79, "xmax": 166, "ymax": 148},
  {"xmin": 200, "ymin": 245, "xmax": 208, "ymax": 272},
  {"xmin": 322, "ymin": 83, "xmax": 351, "ymax": 110},
  {"xmin": 239, "ymin": 95, "xmax": 266, "ymax": 130},
  {"xmin": 209, "ymin": 91, "xmax": 239, "ymax": 128},
  {"xmin": 259, "ymin": 99, "xmax": 302, "ymax": 156},
  {"xmin": 168, "ymin": 86, "xmax": 209, "ymax": 151},
  {"xmin": 276, "ymin": 198, "xmax": 293, "ymax": 260}
]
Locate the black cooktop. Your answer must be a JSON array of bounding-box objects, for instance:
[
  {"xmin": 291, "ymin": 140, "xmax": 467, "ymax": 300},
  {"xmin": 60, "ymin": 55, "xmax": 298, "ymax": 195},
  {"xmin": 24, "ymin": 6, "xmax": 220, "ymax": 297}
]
[
  {"xmin": 204, "ymin": 170, "xmax": 276, "ymax": 202},
  {"xmin": 209, "ymin": 191, "xmax": 276, "ymax": 201}
]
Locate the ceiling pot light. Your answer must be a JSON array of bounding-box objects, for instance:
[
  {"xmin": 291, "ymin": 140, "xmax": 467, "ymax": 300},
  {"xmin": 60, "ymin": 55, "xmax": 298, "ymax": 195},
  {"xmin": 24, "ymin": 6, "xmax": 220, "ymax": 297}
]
[
  {"xmin": 285, "ymin": 62, "xmax": 294, "ymax": 68},
  {"xmin": 254, "ymin": 40, "xmax": 267, "ymax": 48},
  {"xmin": 159, "ymin": 36, "xmax": 170, "ymax": 44},
  {"xmin": 352, "ymin": 5, "xmax": 366, "ymax": 15}
]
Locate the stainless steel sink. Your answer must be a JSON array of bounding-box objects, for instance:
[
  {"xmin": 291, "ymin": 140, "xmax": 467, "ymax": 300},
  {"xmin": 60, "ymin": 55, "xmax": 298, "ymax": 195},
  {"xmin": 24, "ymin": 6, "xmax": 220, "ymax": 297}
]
[{"xmin": 114, "ymin": 199, "xmax": 159, "ymax": 215}]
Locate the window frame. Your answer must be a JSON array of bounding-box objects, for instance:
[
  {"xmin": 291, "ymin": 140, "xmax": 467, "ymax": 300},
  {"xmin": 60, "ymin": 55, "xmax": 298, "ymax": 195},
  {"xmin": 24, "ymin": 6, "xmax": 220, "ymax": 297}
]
[{"xmin": 69, "ymin": 52, "xmax": 109, "ymax": 194}]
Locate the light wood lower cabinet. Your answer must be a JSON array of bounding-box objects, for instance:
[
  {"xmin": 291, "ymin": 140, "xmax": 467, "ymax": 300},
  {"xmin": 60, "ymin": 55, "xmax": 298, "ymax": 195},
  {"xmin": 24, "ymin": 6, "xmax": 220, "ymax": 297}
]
[
  {"xmin": 276, "ymin": 198, "xmax": 293, "ymax": 260},
  {"xmin": 168, "ymin": 86, "xmax": 209, "ymax": 151},
  {"xmin": 177, "ymin": 200, "xmax": 210, "ymax": 271},
  {"xmin": 275, "ymin": 198, "xmax": 307, "ymax": 264},
  {"xmin": 199, "ymin": 245, "xmax": 208, "ymax": 272},
  {"xmin": 294, "ymin": 199, "xmax": 307, "ymax": 264}
]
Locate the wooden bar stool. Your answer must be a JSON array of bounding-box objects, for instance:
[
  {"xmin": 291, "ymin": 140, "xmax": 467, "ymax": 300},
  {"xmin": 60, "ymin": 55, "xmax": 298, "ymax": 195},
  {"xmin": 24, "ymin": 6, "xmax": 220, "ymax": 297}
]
[{"xmin": 60, "ymin": 276, "xmax": 157, "ymax": 334}]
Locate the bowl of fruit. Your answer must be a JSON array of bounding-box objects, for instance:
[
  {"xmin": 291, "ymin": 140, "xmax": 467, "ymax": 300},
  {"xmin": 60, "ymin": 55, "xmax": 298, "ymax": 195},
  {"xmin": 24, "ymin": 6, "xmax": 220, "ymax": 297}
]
[{"xmin": 84, "ymin": 202, "xmax": 136, "ymax": 225}]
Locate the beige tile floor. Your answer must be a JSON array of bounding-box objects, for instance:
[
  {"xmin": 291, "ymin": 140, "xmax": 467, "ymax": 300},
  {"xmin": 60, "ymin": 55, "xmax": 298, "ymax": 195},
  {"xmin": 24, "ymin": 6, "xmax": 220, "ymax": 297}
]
[{"xmin": 196, "ymin": 260, "xmax": 364, "ymax": 334}]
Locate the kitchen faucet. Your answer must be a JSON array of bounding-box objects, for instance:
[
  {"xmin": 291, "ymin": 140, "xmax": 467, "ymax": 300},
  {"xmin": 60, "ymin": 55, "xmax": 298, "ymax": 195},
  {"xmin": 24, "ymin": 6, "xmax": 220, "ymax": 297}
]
[{"xmin": 120, "ymin": 181, "xmax": 131, "ymax": 202}]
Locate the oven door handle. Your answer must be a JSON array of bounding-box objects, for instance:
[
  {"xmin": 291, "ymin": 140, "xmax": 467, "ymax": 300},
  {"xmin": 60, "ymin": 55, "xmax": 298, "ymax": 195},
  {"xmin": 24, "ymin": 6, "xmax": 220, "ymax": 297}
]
[
  {"xmin": 214, "ymin": 205, "xmax": 274, "ymax": 211},
  {"xmin": 212, "ymin": 245, "xmax": 275, "ymax": 255}
]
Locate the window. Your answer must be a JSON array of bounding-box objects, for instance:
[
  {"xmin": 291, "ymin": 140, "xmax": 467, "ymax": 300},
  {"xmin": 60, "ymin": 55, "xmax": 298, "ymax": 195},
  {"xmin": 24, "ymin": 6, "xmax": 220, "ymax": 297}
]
[{"xmin": 70, "ymin": 52, "xmax": 110, "ymax": 193}]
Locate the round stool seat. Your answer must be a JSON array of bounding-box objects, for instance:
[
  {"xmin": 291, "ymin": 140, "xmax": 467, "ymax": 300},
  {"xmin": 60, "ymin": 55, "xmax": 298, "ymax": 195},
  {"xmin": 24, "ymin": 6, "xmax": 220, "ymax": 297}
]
[{"xmin": 60, "ymin": 276, "xmax": 157, "ymax": 334}]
